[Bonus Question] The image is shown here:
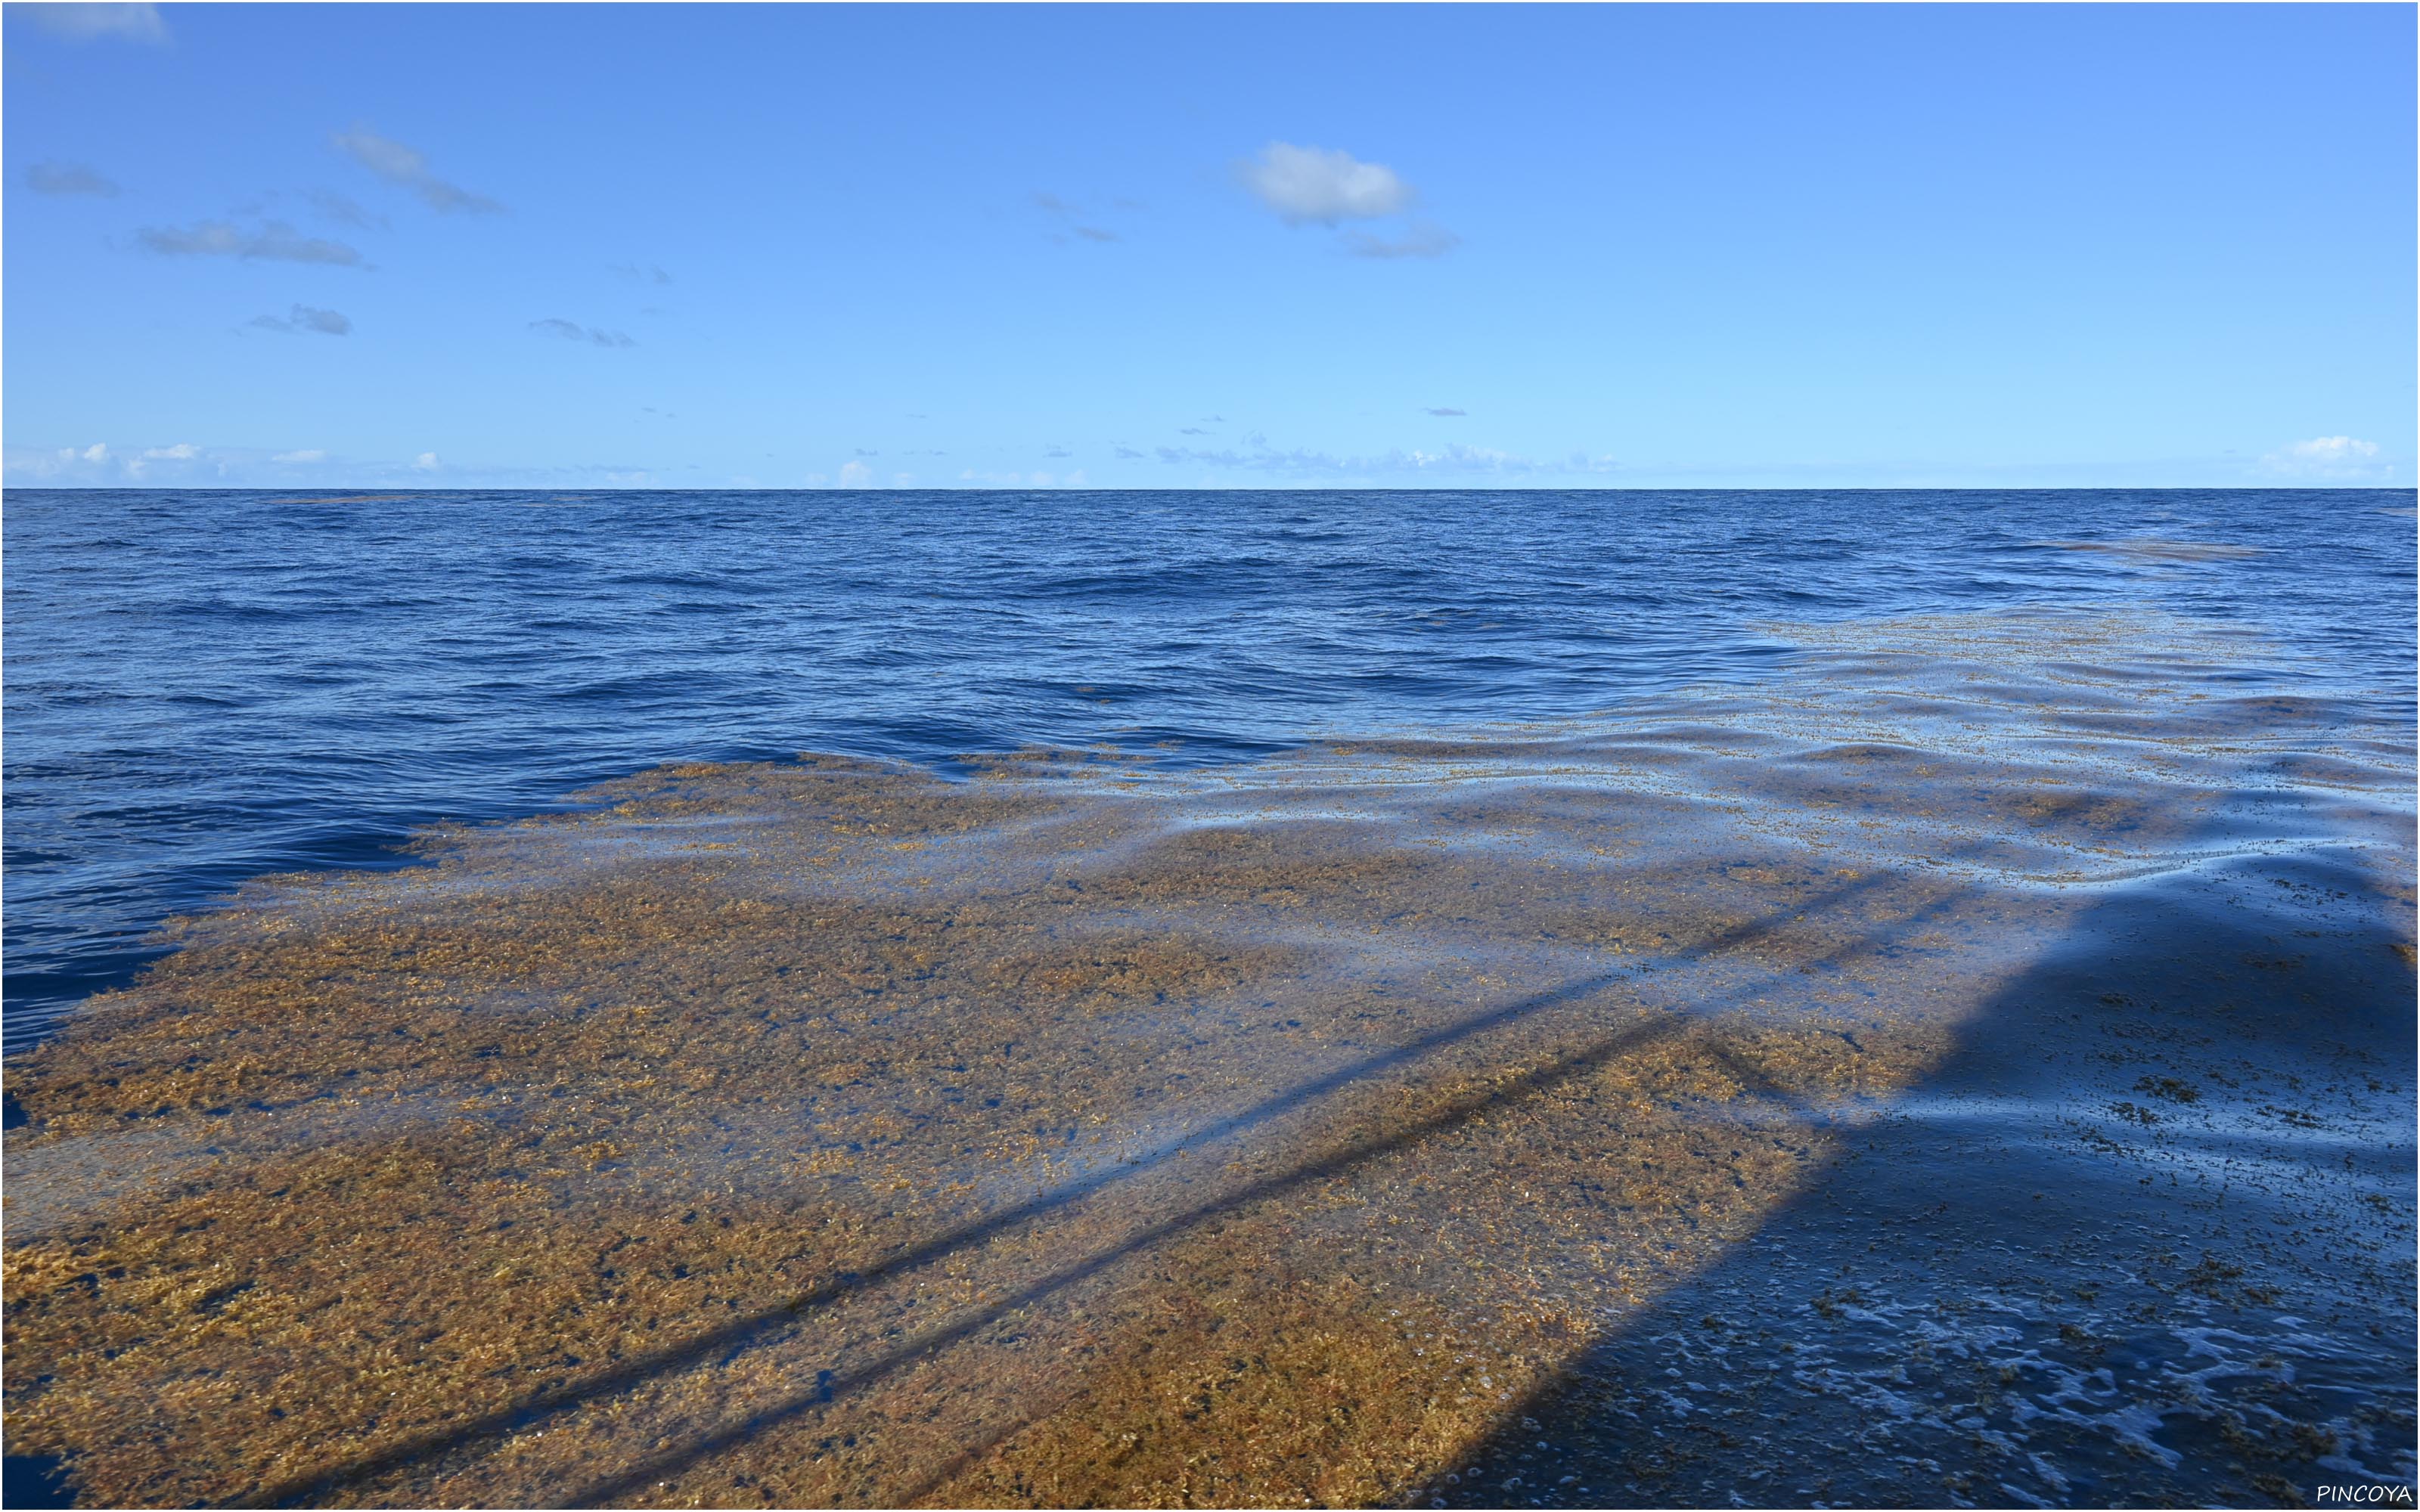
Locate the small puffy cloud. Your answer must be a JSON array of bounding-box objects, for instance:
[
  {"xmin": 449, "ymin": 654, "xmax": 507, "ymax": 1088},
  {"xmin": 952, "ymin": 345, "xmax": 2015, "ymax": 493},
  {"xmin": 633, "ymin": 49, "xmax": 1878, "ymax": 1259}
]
[
  {"xmin": 1345, "ymin": 222, "xmax": 1460, "ymax": 259},
  {"xmin": 7, "ymin": 438, "xmax": 236, "ymax": 485},
  {"xmin": 24, "ymin": 163, "xmax": 118, "ymax": 197},
  {"xmin": 334, "ymin": 129, "xmax": 503, "ymax": 215},
  {"xmin": 23, "ymin": 4, "xmax": 166, "ymax": 43},
  {"xmin": 412, "ymin": 451, "xmax": 441, "ymax": 471},
  {"xmin": 529, "ymin": 318, "xmax": 634, "ymax": 348},
  {"xmin": 1242, "ymin": 143, "xmax": 1413, "ymax": 225},
  {"xmin": 1424, "ymin": 407, "xmax": 1467, "ymax": 417},
  {"xmin": 1044, "ymin": 445, "xmax": 1072, "ymax": 459},
  {"xmin": 139, "ymin": 220, "xmax": 366, "ymax": 266},
  {"xmin": 1112, "ymin": 446, "xmax": 1145, "ymax": 460},
  {"xmin": 838, "ymin": 460, "xmax": 874, "ymax": 487},
  {"xmin": 1179, "ymin": 427, "xmax": 1210, "ymax": 436},
  {"xmin": 853, "ymin": 448, "xmax": 880, "ymax": 457},
  {"xmin": 250, "ymin": 304, "xmax": 352, "ymax": 336},
  {"xmin": 125, "ymin": 444, "xmax": 198, "ymax": 476},
  {"xmin": 272, "ymin": 449, "xmax": 327, "ymax": 463},
  {"xmin": 2288, "ymin": 435, "xmax": 2378, "ymax": 462},
  {"xmin": 2262, "ymin": 435, "xmax": 2387, "ymax": 479}
]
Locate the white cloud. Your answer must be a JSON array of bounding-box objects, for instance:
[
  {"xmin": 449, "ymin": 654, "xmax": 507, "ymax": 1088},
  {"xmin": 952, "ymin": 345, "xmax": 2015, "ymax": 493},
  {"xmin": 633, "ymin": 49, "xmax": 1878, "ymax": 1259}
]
[
  {"xmin": 334, "ymin": 129, "xmax": 504, "ymax": 215},
  {"xmin": 23, "ymin": 4, "xmax": 166, "ymax": 43},
  {"xmin": 2289, "ymin": 435, "xmax": 2377, "ymax": 462},
  {"xmin": 142, "ymin": 443, "xmax": 198, "ymax": 460},
  {"xmin": 272, "ymin": 450, "xmax": 327, "ymax": 464},
  {"xmin": 2261, "ymin": 435, "xmax": 2388, "ymax": 479},
  {"xmin": 81, "ymin": 442, "xmax": 109, "ymax": 462},
  {"xmin": 1242, "ymin": 143, "xmax": 1413, "ymax": 225},
  {"xmin": 838, "ymin": 460, "xmax": 873, "ymax": 487},
  {"xmin": 413, "ymin": 451, "xmax": 441, "ymax": 471}
]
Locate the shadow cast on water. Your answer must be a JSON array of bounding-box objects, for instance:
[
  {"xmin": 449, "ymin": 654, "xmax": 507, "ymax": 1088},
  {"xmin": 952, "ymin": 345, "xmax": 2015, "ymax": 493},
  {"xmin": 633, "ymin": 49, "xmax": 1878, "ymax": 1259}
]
[{"xmin": 1433, "ymin": 854, "xmax": 2416, "ymax": 1508}]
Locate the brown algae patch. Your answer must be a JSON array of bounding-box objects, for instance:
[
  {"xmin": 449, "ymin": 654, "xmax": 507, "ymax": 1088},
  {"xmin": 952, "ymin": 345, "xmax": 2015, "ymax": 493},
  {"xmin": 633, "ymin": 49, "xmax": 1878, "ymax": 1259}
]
[{"xmin": 5, "ymin": 612, "xmax": 2410, "ymax": 1508}]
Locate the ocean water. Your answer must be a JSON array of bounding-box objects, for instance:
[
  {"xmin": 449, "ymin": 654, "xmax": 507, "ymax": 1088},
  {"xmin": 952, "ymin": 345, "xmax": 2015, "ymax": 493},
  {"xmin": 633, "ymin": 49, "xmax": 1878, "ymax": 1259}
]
[
  {"xmin": 4, "ymin": 487, "xmax": 2412, "ymax": 1053},
  {"xmin": 7, "ymin": 487, "xmax": 2417, "ymax": 1508}
]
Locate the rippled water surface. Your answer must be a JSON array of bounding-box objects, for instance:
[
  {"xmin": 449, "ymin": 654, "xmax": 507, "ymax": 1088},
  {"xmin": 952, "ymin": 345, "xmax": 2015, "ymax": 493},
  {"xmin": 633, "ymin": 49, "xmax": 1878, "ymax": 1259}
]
[
  {"xmin": 4, "ymin": 488, "xmax": 2416, "ymax": 1510},
  {"xmin": 7, "ymin": 488, "xmax": 2411, "ymax": 1050}
]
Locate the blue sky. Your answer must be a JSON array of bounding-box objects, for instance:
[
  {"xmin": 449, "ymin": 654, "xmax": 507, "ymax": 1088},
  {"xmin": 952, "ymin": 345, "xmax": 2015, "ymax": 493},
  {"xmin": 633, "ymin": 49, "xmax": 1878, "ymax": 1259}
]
[{"xmin": 5, "ymin": 2, "xmax": 2412, "ymax": 489}]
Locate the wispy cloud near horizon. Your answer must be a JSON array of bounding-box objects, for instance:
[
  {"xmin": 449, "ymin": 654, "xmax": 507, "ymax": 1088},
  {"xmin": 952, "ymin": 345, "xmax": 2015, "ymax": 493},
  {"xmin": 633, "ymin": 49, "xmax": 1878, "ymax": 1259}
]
[
  {"xmin": 335, "ymin": 129, "xmax": 504, "ymax": 215},
  {"xmin": 250, "ymin": 305, "xmax": 352, "ymax": 336},
  {"xmin": 529, "ymin": 318, "xmax": 634, "ymax": 348},
  {"xmin": 138, "ymin": 220, "xmax": 367, "ymax": 266},
  {"xmin": 1345, "ymin": 223, "xmax": 1460, "ymax": 259},
  {"xmin": 309, "ymin": 189, "xmax": 389, "ymax": 231},
  {"xmin": 22, "ymin": 3, "xmax": 166, "ymax": 44},
  {"xmin": 24, "ymin": 163, "xmax": 119, "ymax": 197},
  {"xmin": 1032, "ymin": 191, "xmax": 1121, "ymax": 245}
]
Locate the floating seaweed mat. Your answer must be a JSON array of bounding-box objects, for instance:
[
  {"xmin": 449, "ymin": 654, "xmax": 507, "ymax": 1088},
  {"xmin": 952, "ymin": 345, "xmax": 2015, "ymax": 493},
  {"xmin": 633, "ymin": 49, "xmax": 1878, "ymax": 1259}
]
[{"xmin": 5, "ymin": 612, "xmax": 2409, "ymax": 1508}]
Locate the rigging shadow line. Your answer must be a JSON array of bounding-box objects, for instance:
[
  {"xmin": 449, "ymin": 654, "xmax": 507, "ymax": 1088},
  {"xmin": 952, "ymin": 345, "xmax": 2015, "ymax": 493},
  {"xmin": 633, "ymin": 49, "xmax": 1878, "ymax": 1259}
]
[
  {"xmin": 571, "ymin": 866, "xmax": 1972, "ymax": 1504},
  {"xmin": 876, "ymin": 872, "xmax": 1979, "ymax": 1507},
  {"xmin": 562, "ymin": 1013, "xmax": 1694, "ymax": 1507},
  {"xmin": 240, "ymin": 966, "xmax": 1644, "ymax": 1507},
  {"xmin": 247, "ymin": 864, "xmax": 1917, "ymax": 1507}
]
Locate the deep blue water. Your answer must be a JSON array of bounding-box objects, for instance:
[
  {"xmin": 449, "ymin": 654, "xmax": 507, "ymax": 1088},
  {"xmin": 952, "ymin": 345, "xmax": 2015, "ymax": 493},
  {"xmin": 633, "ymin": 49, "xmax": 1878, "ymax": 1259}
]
[{"xmin": 5, "ymin": 488, "xmax": 2412, "ymax": 1052}]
